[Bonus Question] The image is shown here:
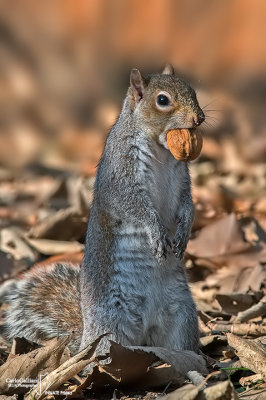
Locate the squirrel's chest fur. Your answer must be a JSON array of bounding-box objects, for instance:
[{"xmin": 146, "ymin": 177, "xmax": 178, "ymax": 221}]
[{"xmin": 134, "ymin": 135, "xmax": 188, "ymax": 233}]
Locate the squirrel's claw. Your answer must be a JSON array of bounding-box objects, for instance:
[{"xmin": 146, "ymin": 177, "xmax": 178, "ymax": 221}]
[
  {"xmin": 152, "ymin": 234, "xmax": 172, "ymax": 263},
  {"xmin": 172, "ymin": 238, "xmax": 186, "ymax": 260}
]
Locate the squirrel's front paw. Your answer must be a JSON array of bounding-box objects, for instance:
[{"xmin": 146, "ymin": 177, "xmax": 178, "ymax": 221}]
[
  {"xmin": 172, "ymin": 234, "xmax": 187, "ymax": 260},
  {"xmin": 150, "ymin": 226, "xmax": 171, "ymax": 262}
]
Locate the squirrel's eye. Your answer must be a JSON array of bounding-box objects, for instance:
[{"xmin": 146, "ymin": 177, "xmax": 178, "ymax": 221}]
[{"xmin": 156, "ymin": 94, "xmax": 170, "ymax": 107}]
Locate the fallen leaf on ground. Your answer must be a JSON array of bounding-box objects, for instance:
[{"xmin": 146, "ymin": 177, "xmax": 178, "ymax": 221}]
[
  {"xmin": 200, "ymin": 335, "xmax": 229, "ymax": 357},
  {"xmin": 202, "ymin": 380, "xmax": 238, "ymax": 400},
  {"xmin": 208, "ymin": 321, "xmax": 266, "ymax": 337},
  {"xmin": 162, "ymin": 383, "xmax": 199, "ymax": 399},
  {"xmin": 80, "ymin": 342, "xmax": 207, "ymax": 390},
  {"xmin": 25, "ymin": 334, "xmax": 107, "ymax": 400},
  {"xmin": 0, "ymin": 228, "xmax": 37, "ymax": 263},
  {"xmin": 9, "ymin": 337, "xmax": 40, "ymax": 356},
  {"xmin": 25, "ymin": 237, "xmax": 84, "ymax": 255},
  {"xmin": 227, "ymin": 333, "xmax": 266, "ymax": 379},
  {"xmin": 0, "ymin": 336, "xmax": 70, "ymax": 395},
  {"xmin": 234, "ymin": 295, "xmax": 266, "ymax": 322},
  {"xmin": 216, "ymin": 292, "xmax": 263, "ymax": 314},
  {"xmin": 0, "ymin": 251, "xmax": 27, "ymax": 284},
  {"xmin": 187, "ymin": 214, "xmax": 251, "ymax": 258},
  {"xmin": 28, "ymin": 207, "xmax": 88, "ymax": 241},
  {"xmin": 162, "ymin": 380, "xmax": 238, "ymax": 399}
]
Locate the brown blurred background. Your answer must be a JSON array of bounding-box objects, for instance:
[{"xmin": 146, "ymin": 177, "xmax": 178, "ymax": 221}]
[{"xmin": 0, "ymin": 0, "xmax": 265, "ymax": 170}]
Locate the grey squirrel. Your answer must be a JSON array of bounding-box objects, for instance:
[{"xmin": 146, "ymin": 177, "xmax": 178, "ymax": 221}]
[{"xmin": 2, "ymin": 64, "xmax": 205, "ymax": 355}]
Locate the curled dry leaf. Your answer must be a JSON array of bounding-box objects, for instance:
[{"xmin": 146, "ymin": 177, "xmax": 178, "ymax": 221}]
[
  {"xmin": 0, "ymin": 337, "xmax": 70, "ymax": 395},
  {"xmin": 200, "ymin": 335, "xmax": 229, "ymax": 358},
  {"xmin": 25, "ymin": 334, "xmax": 107, "ymax": 400},
  {"xmin": 198, "ymin": 316, "xmax": 212, "ymax": 335},
  {"xmin": 162, "ymin": 383, "xmax": 199, "ymax": 400},
  {"xmin": 227, "ymin": 333, "xmax": 266, "ymax": 378},
  {"xmin": 234, "ymin": 296, "xmax": 266, "ymax": 323},
  {"xmin": 187, "ymin": 213, "xmax": 251, "ymax": 259},
  {"xmin": 208, "ymin": 321, "xmax": 266, "ymax": 337},
  {"xmin": 0, "ymin": 251, "xmax": 28, "ymax": 284},
  {"xmin": 31, "ymin": 252, "xmax": 83, "ymax": 270},
  {"xmin": 0, "ymin": 228, "xmax": 37, "ymax": 263},
  {"xmin": 192, "ymin": 262, "xmax": 266, "ymax": 298},
  {"xmin": 202, "ymin": 380, "xmax": 239, "ymax": 400},
  {"xmin": 239, "ymin": 373, "xmax": 264, "ymax": 386},
  {"xmin": 128, "ymin": 345, "xmax": 208, "ymax": 376},
  {"xmin": 162, "ymin": 380, "xmax": 238, "ymax": 400},
  {"xmin": 25, "ymin": 237, "xmax": 84, "ymax": 255},
  {"xmin": 216, "ymin": 292, "xmax": 264, "ymax": 315},
  {"xmin": 9, "ymin": 337, "xmax": 40, "ymax": 356},
  {"xmin": 28, "ymin": 207, "xmax": 88, "ymax": 241},
  {"xmin": 73, "ymin": 342, "xmax": 207, "ymax": 391}
]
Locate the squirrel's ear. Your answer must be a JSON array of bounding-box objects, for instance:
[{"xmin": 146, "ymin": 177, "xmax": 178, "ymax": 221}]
[
  {"xmin": 130, "ymin": 69, "xmax": 146, "ymax": 103},
  {"xmin": 162, "ymin": 64, "xmax": 175, "ymax": 75}
]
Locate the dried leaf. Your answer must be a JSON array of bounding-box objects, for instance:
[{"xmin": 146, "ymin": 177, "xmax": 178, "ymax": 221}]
[
  {"xmin": 200, "ymin": 335, "xmax": 227, "ymax": 347},
  {"xmin": 25, "ymin": 334, "xmax": 108, "ymax": 400},
  {"xmin": 0, "ymin": 228, "xmax": 36, "ymax": 263},
  {"xmin": 216, "ymin": 292, "xmax": 263, "ymax": 314},
  {"xmin": 227, "ymin": 333, "xmax": 266, "ymax": 376},
  {"xmin": 0, "ymin": 251, "xmax": 27, "ymax": 284},
  {"xmin": 187, "ymin": 214, "xmax": 251, "ymax": 258},
  {"xmin": 0, "ymin": 337, "xmax": 69, "ymax": 395},
  {"xmin": 235, "ymin": 296, "xmax": 266, "ymax": 323},
  {"xmin": 28, "ymin": 207, "xmax": 88, "ymax": 241},
  {"xmin": 197, "ymin": 263, "xmax": 266, "ymax": 294},
  {"xmin": 76, "ymin": 342, "xmax": 207, "ymax": 391},
  {"xmin": 200, "ymin": 335, "xmax": 230, "ymax": 358},
  {"xmin": 202, "ymin": 380, "xmax": 238, "ymax": 399},
  {"xmin": 162, "ymin": 384, "xmax": 199, "ymax": 400},
  {"xmin": 25, "ymin": 237, "xmax": 84, "ymax": 255},
  {"xmin": 236, "ymin": 387, "xmax": 266, "ymax": 400},
  {"xmin": 9, "ymin": 337, "xmax": 40, "ymax": 356},
  {"xmin": 239, "ymin": 373, "xmax": 264, "ymax": 386},
  {"xmin": 208, "ymin": 321, "xmax": 266, "ymax": 337},
  {"xmin": 163, "ymin": 380, "xmax": 238, "ymax": 400}
]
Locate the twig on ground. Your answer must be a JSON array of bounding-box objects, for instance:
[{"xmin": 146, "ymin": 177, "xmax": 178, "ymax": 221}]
[
  {"xmin": 207, "ymin": 321, "xmax": 266, "ymax": 336},
  {"xmin": 235, "ymin": 296, "xmax": 266, "ymax": 323}
]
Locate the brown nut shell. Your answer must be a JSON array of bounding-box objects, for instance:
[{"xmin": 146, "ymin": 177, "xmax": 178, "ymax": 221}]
[{"xmin": 166, "ymin": 128, "xmax": 203, "ymax": 161}]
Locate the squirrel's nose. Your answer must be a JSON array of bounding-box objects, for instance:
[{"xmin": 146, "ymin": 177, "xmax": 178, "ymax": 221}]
[{"xmin": 193, "ymin": 112, "xmax": 205, "ymax": 127}]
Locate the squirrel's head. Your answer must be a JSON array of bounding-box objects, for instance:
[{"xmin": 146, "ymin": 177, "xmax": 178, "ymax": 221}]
[{"xmin": 128, "ymin": 64, "xmax": 205, "ymax": 147}]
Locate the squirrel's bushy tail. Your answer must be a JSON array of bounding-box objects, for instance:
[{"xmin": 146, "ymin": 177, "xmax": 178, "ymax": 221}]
[{"xmin": 1, "ymin": 263, "xmax": 82, "ymax": 353}]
